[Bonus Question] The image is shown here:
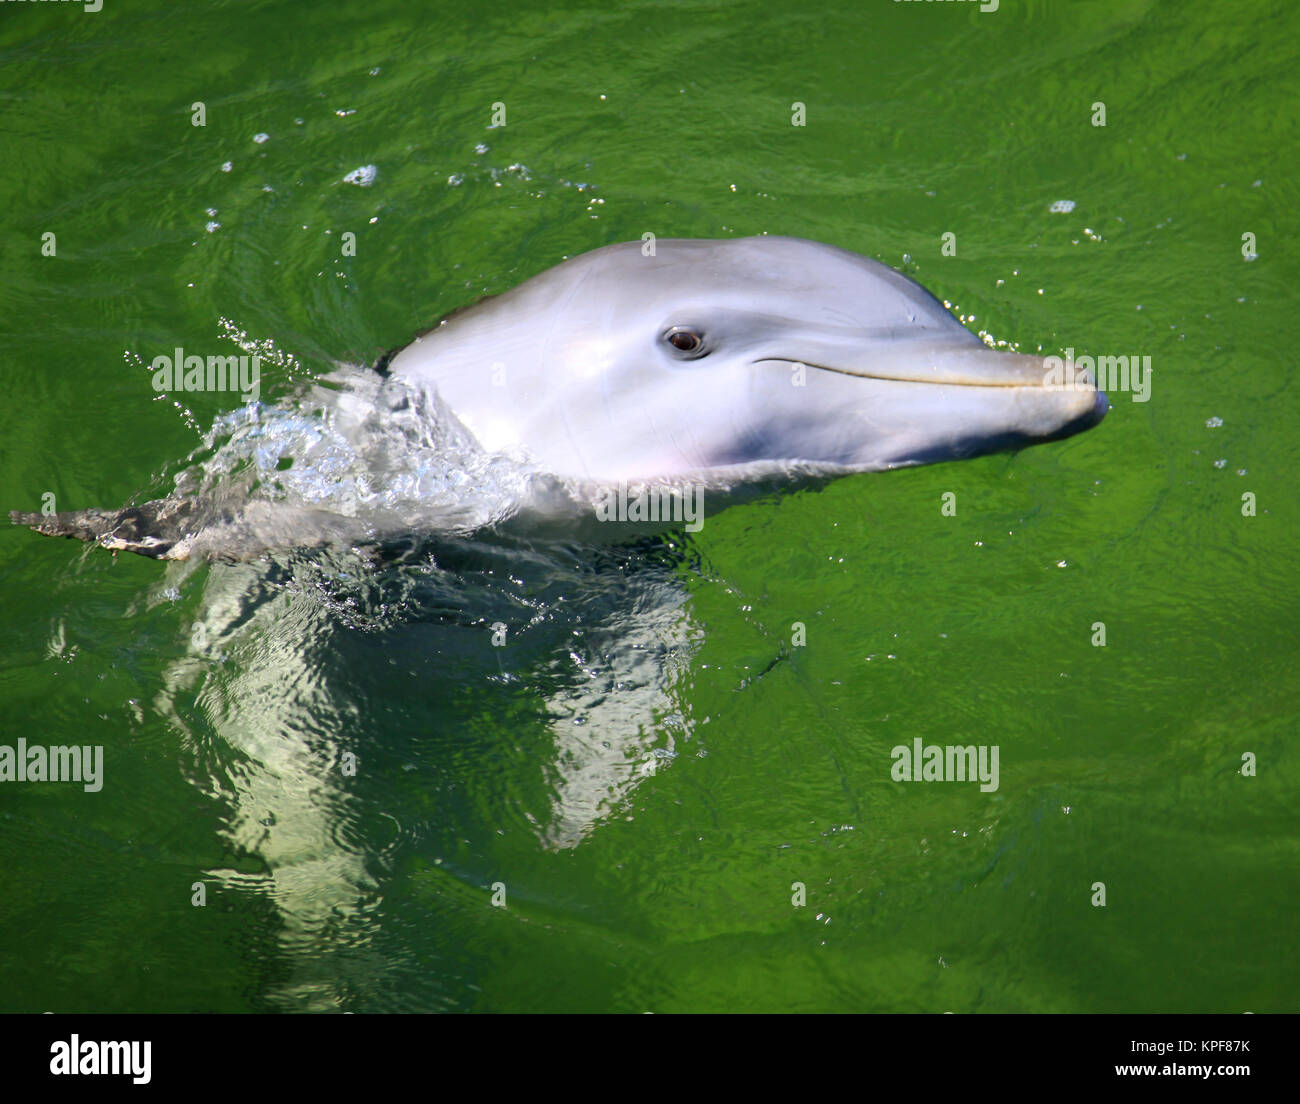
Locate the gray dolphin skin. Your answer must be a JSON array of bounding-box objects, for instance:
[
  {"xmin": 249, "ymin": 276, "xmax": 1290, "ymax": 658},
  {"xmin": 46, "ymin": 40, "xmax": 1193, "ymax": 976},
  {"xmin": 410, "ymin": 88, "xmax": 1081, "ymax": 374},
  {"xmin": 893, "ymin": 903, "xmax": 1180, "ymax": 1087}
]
[
  {"xmin": 386, "ymin": 235, "xmax": 1107, "ymax": 481},
  {"xmin": 12, "ymin": 235, "xmax": 1106, "ymax": 558}
]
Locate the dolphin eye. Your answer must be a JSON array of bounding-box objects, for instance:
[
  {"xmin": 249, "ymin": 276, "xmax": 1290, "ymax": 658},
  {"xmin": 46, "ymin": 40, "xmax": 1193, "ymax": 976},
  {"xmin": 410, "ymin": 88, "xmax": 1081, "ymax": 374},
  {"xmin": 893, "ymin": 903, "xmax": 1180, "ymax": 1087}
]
[{"xmin": 663, "ymin": 327, "xmax": 707, "ymax": 357}]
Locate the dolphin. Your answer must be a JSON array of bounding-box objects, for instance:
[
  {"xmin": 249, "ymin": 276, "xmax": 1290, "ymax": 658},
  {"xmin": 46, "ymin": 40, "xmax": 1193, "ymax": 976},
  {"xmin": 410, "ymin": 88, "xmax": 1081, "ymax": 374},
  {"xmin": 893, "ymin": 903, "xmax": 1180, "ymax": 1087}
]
[
  {"xmin": 384, "ymin": 235, "xmax": 1107, "ymax": 480},
  {"xmin": 11, "ymin": 237, "xmax": 1110, "ymax": 959},
  {"xmin": 12, "ymin": 235, "xmax": 1105, "ymax": 558}
]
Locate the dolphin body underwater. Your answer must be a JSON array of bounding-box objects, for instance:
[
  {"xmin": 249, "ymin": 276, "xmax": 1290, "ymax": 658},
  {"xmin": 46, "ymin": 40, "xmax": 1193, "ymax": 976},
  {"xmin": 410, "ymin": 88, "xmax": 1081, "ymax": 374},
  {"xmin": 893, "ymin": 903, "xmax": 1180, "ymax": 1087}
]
[{"xmin": 12, "ymin": 236, "xmax": 1106, "ymax": 559}]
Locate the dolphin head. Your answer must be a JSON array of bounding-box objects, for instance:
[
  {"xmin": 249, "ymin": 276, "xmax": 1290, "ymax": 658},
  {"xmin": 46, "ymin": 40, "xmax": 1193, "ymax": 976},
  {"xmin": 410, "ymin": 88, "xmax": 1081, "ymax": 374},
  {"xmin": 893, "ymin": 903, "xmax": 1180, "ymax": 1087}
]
[{"xmin": 388, "ymin": 236, "xmax": 1106, "ymax": 485}]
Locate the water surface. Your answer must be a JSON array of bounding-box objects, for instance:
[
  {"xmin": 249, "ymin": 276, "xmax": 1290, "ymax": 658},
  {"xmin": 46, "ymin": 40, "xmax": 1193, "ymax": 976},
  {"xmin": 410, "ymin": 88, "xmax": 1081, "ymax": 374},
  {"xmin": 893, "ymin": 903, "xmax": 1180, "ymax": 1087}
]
[{"xmin": 0, "ymin": 0, "xmax": 1296, "ymax": 1012}]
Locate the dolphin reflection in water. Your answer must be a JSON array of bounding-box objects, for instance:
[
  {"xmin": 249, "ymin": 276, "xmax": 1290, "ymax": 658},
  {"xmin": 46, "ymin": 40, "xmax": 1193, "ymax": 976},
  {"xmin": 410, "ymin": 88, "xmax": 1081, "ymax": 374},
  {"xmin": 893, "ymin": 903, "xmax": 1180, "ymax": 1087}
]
[{"xmin": 15, "ymin": 238, "xmax": 1105, "ymax": 1006}]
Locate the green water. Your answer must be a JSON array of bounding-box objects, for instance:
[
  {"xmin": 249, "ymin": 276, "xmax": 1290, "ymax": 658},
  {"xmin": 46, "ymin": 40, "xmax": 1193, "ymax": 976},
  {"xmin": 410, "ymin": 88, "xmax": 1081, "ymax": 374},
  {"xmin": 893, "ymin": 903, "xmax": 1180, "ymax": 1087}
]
[{"xmin": 1, "ymin": 0, "xmax": 1297, "ymax": 1012}]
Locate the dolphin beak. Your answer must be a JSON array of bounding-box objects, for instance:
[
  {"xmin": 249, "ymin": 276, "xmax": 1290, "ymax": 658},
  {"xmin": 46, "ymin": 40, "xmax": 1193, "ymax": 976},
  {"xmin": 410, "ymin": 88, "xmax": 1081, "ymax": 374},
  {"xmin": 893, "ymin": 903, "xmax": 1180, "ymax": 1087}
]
[
  {"xmin": 755, "ymin": 339, "xmax": 1108, "ymax": 468},
  {"xmin": 794, "ymin": 341, "xmax": 1075, "ymax": 387},
  {"xmin": 835, "ymin": 342, "xmax": 1110, "ymax": 436}
]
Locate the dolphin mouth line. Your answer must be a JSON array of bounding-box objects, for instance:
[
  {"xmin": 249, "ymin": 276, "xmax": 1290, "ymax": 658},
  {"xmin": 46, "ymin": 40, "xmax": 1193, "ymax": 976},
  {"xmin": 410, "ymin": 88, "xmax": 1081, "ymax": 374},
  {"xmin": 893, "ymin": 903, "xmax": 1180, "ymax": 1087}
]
[
  {"xmin": 810, "ymin": 363, "xmax": 1027, "ymax": 387},
  {"xmin": 759, "ymin": 356, "xmax": 1095, "ymax": 390}
]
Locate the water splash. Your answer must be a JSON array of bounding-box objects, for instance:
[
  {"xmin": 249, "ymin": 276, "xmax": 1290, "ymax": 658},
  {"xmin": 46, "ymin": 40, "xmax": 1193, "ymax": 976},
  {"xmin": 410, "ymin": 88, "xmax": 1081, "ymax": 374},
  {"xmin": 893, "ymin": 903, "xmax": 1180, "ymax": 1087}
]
[{"xmin": 165, "ymin": 362, "xmax": 566, "ymax": 554}]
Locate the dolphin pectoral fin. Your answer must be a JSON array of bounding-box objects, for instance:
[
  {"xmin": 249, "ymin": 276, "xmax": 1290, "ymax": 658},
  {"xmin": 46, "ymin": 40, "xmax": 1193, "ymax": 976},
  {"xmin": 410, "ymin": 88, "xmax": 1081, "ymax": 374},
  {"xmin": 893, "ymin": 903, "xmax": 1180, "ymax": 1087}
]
[
  {"xmin": 12, "ymin": 497, "xmax": 388, "ymax": 562},
  {"xmin": 11, "ymin": 507, "xmax": 116, "ymax": 543},
  {"xmin": 10, "ymin": 498, "xmax": 203, "ymax": 560}
]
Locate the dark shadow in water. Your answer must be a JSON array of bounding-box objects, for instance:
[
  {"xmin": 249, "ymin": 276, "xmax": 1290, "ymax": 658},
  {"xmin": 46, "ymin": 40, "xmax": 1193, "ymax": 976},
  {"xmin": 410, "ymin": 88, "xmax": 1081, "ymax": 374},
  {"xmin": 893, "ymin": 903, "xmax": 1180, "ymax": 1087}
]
[{"xmin": 148, "ymin": 526, "xmax": 709, "ymax": 1008}]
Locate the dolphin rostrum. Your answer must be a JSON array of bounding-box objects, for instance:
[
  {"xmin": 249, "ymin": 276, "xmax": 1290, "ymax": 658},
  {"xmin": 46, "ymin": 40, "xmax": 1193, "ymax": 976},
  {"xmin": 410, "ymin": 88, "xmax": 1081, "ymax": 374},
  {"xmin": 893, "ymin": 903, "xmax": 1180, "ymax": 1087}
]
[{"xmin": 12, "ymin": 236, "xmax": 1106, "ymax": 559}]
